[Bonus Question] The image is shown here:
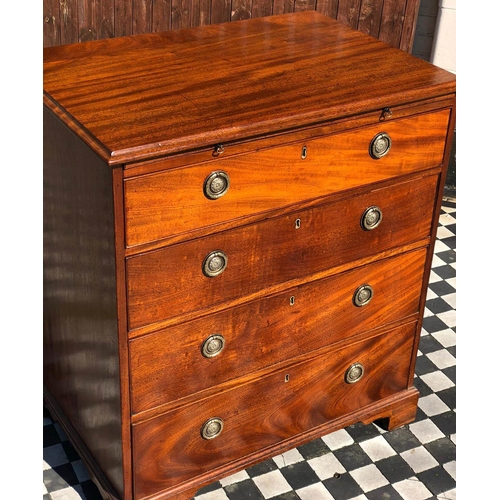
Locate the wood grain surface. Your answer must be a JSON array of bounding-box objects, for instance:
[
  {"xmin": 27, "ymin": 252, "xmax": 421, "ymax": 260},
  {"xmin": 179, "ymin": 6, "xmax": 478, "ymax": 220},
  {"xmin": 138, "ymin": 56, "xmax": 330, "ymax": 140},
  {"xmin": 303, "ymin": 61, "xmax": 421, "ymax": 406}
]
[
  {"xmin": 43, "ymin": 11, "xmax": 456, "ymax": 165},
  {"xmin": 124, "ymin": 109, "xmax": 450, "ymax": 247},
  {"xmin": 126, "ymin": 173, "xmax": 438, "ymax": 330},
  {"xmin": 129, "ymin": 248, "xmax": 426, "ymax": 414}
]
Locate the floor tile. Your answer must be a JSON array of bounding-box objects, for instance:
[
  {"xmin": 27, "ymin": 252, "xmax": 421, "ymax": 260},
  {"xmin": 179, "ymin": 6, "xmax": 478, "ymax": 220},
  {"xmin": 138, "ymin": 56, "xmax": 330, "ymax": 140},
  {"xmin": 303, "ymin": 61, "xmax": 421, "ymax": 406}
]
[
  {"xmin": 436, "ymin": 226, "xmax": 454, "ymax": 239},
  {"xmin": 43, "ymin": 464, "xmax": 79, "ymax": 492},
  {"xmin": 321, "ymin": 428, "xmax": 355, "ymax": 451},
  {"xmin": 413, "ymin": 376, "xmax": 433, "ymax": 398},
  {"xmin": 295, "ymin": 482, "xmax": 334, "ymax": 500},
  {"xmin": 195, "ymin": 481, "xmax": 224, "ymax": 496},
  {"xmin": 434, "ymin": 386, "xmax": 456, "ymax": 409},
  {"xmin": 437, "ymin": 488, "xmax": 456, "ymax": 500},
  {"xmin": 332, "ymin": 443, "xmax": 373, "ymax": 470},
  {"xmin": 273, "ymin": 449, "xmax": 304, "ymax": 468},
  {"xmin": 269, "ymin": 492, "xmax": 302, "ymax": 500},
  {"xmin": 441, "ymin": 293, "xmax": 456, "ymax": 309},
  {"xmin": 71, "ymin": 460, "xmax": 91, "ymax": 483},
  {"xmin": 220, "ymin": 470, "xmax": 250, "ymax": 487},
  {"xmin": 409, "ymin": 420, "xmax": 445, "ymax": 445},
  {"xmin": 392, "ymin": 477, "xmax": 433, "ymax": 500},
  {"xmin": 349, "ymin": 464, "xmax": 389, "ymax": 492},
  {"xmin": 424, "ymin": 438, "xmax": 456, "ymax": 465},
  {"xmin": 49, "ymin": 484, "xmax": 86, "ymax": 500},
  {"xmin": 365, "ymin": 484, "xmax": 405, "ymax": 499},
  {"xmin": 417, "ymin": 394, "xmax": 451, "ymax": 417},
  {"xmin": 246, "ymin": 460, "xmax": 279, "ymax": 478},
  {"xmin": 424, "ymin": 297, "xmax": 453, "ymax": 315},
  {"xmin": 436, "ymin": 310, "xmax": 456, "ymax": 328},
  {"xmin": 418, "ymin": 335, "xmax": 447, "ymax": 354},
  {"xmin": 415, "ymin": 355, "xmax": 439, "ymax": 377},
  {"xmin": 383, "ymin": 428, "xmax": 422, "ymax": 454},
  {"xmin": 419, "ymin": 371, "xmax": 454, "ymax": 393},
  {"xmin": 296, "ymin": 439, "xmax": 332, "ymax": 460},
  {"xmin": 430, "ymin": 329, "xmax": 456, "ymax": 348},
  {"xmin": 43, "ymin": 443, "xmax": 69, "ymax": 470},
  {"xmin": 428, "ymin": 280, "xmax": 456, "ymax": 298},
  {"xmin": 44, "ymin": 424, "xmax": 62, "ymax": 448},
  {"xmin": 279, "ymin": 462, "xmax": 320, "ymax": 491},
  {"xmin": 376, "ymin": 455, "xmax": 415, "ymax": 484},
  {"xmin": 196, "ymin": 489, "xmax": 231, "ymax": 500},
  {"xmin": 251, "ymin": 470, "xmax": 292, "ymax": 499},
  {"xmin": 323, "ymin": 473, "xmax": 364, "ymax": 500},
  {"xmin": 359, "ymin": 435, "xmax": 397, "ymax": 462},
  {"xmin": 430, "ymin": 411, "xmax": 456, "ymax": 436},
  {"xmin": 400, "ymin": 446, "xmax": 439, "ymax": 474},
  {"xmin": 432, "ymin": 265, "xmax": 455, "ymax": 281},
  {"xmin": 307, "ymin": 453, "xmax": 346, "ymax": 481},
  {"xmin": 345, "ymin": 422, "xmax": 382, "ymax": 443},
  {"xmin": 224, "ymin": 479, "xmax": 266, "ymax": 499},
  {"xmin": 416, "ymin": 466, "xmax": 455, "ymax": 496},
  {"xmin": 270, "ymin": 491, "xmax": 300, "ymax": 500},
  {"xmin": 442, "ymin": 461, "xmax": 456, "ymax": 481},
  {"xmin": 78, "ymin": 480, "xmax": 102, "ymax": 500}
]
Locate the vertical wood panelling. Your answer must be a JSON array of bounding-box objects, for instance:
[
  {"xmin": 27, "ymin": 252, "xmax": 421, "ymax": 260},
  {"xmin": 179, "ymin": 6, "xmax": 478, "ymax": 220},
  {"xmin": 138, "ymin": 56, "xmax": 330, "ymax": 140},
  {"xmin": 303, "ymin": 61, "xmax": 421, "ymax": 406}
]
[
  {"xmin": 211, "ymin": 0, "xmax": 231, "ymax": 23},
  {"xmin": 79, "ymin": 0, "xmax": 96, "ymax": 41},
  {"xmin": 96, "ymin": 0, "xmax": 115, "ymax": 39},
  {"xmin": 316, "ymin": 0, "xmax": 338, "ymax": 18},
  {"xmin": 60, "ymin": 0, "xmax": 79, "ymax": 45},
  {"xmin": 337, "ymin": 0, "xmax": 361, "ymax": 29},
  {"xmin": 273, "ymin": 0, "xmax": 294, "ymax": 15},
  {"xmin": 171, "ymin": 0, "xmax": 190, "ymax": 28},
  {"xmin": 44, "ymin": 0, "xmax": 61, "ymax": 47},
  {"xmin": 231, "ymin": 0, "xmax": 252, "ymax": 21},
  {"xmin": 252, "ymin": 0, "xmax": 273, "ymax": 18},
  {"xmin": 133, "ymin": 0, "xmax": 153, "ymax": 34},
  {"xmin": 43, "ymin": 1, "xmax": 421, "ymax": 55},
  {"xmin": 378, "ymin": 0, "xmax": 406, "ymax": 47},
  {"xmin": 115, "ymin": 0, "xmax": 133, "ymax": 36},
  {"xmin": 400, "ymin": 0, "xmax": 420, "ymax": 53},
  {"xmin": 357, "ymin": 0, "xmax": 383, "ymax": 38},
  {"xmin": 190, "ymin": 0, "xmax": 211, "ymax": 25},
  {"xmin": 152, "ymin": 0, "xmax": 172, "ymax": 31},
  {"xmin": 293, "ymin": 0, "xmax": 316, "ymax": 12}
]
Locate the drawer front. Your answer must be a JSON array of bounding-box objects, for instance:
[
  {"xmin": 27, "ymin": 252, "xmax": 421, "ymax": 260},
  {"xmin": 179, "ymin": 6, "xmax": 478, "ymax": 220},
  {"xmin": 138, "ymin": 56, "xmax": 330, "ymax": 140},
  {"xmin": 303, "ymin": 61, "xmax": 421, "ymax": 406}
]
[
  {"xmin": 132, "ymin": 322, "xmax": 415, "ymax": 498},
  {"xmin": 130, "ymin": 249, "xmax": 426, "ymax": 414},
  {"xmin": 127, "ymin": 174, "xmax": 438, "ymax": 330},
  {"xmin": 124, "ymin": 109, "xmax": 450, "ymax": 247}
]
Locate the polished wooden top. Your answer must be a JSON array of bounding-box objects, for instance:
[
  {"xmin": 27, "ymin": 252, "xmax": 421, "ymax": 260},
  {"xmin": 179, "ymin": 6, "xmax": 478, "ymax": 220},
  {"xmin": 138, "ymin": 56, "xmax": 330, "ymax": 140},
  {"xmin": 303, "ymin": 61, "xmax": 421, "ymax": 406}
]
[{"xmin": 43, "ymin": 11, "xmax": 456, "ymax": 165}]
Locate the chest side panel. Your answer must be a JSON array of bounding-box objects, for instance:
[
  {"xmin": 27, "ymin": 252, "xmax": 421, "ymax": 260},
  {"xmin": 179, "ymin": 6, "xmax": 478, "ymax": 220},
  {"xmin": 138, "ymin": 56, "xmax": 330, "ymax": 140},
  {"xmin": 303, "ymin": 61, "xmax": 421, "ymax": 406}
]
[{"xmin": 43, "ymin": 106, "xmax": 125, "ymax": 496}]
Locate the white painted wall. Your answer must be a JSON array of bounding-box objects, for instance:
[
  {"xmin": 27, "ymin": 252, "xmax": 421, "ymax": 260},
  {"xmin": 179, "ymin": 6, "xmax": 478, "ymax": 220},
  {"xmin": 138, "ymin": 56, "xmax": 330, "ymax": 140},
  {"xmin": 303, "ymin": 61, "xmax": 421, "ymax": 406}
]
[
  {"xmin": 412, "ymin": 0, "xmax": 456, "ymax": 74},
  {"xmin": 430, "ymin": 0, "xmax": 456, "ymax": 73}
]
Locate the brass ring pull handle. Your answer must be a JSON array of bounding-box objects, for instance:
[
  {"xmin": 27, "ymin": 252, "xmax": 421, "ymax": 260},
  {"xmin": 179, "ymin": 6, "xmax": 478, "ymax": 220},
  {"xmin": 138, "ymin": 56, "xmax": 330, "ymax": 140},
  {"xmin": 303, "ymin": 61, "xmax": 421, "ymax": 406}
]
[
  {"xmin": 203, "ymin": 250, "xmax": 228, "ymax": 277},
  {"xmin": 204, "ymin": 170, "xmax": 230, "ymax": 199},
  {"xmin": 201, "ymin": 334, "xmax": 226, "ymax": 358},
  {"xmin": 369, "ymin": 132, "xmax": 392, "ymax": 159},
  {"xmin": 201, "ymin": 417, "xmax": 224, "ymax": 440},
  {"xmin": 361, "ymin": 206, "xmax": 383, "ymax": 231},
  {"xmin": 353, "ymin": 284, "xmax": 374, "ymax": 307},
  {"xmin": 345, "ymin": 362, "xmax": 364, "ymax": 384}
]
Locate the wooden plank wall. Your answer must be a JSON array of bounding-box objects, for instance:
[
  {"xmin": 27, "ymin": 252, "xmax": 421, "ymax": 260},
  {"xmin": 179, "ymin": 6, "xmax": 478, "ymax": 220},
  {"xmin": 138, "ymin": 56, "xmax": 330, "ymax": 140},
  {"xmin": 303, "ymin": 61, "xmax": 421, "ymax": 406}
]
[{"xmin": 43, "ymin": 0, "xmax": 421, "ymax": 52}]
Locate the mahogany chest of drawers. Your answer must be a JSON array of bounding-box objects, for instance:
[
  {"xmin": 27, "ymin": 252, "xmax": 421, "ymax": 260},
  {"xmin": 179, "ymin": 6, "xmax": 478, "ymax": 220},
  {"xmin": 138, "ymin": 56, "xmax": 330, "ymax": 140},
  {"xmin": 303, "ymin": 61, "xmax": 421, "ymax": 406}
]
[{"xmin": 43, "ymin": 11, "xmax": 456, "ymax": 500}]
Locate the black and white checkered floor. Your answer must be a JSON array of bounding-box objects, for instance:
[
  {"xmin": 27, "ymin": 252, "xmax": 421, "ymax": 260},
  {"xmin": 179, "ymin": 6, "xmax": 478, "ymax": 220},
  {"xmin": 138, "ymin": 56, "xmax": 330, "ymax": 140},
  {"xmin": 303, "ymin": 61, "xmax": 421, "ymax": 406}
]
[{"xmin": 43, "ymin": 200, "xmax": 456, "ymax": 500}]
